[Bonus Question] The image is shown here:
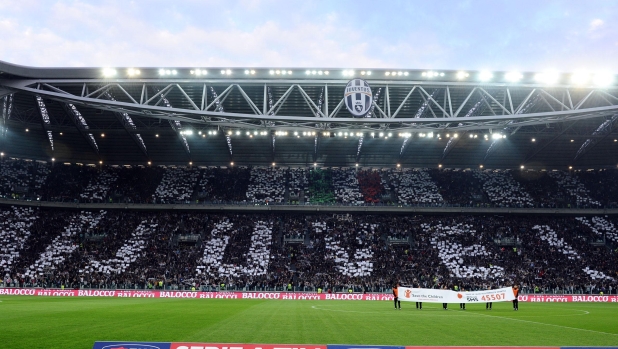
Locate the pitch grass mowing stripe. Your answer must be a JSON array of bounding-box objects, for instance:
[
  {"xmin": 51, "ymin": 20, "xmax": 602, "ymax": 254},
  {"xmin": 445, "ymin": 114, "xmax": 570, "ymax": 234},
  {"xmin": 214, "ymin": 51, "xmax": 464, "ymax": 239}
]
[{"xmin": 1, "ymin": 296, "xmax": 617, "ymax": 349}]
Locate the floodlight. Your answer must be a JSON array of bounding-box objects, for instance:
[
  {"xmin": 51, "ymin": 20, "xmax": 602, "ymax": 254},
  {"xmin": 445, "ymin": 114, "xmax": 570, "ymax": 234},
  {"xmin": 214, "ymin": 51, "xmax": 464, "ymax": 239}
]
[
  {"xmin": 592, "ymin": 72, "xmax": 614, "ymax": 87},
  {"xmin": 571, "ymin": 71, "xmax": 590, "ymax": 85},
  {"xmin": 491, "ymin": 133, "xmax": 502, "ymax": 140},
  {"xmin": 102, "ymin": 68, "xmax": 117, "ymax": 77},
  {"xmin": 535, "ymin": 71, "xmax": 560, "ymax": 84},
  {"xmin": 479, "ymin": 71, "xmax": 493, "ymax": 81},
  {"xmin": 456, "ymin": 71, "xmax": 469, "ymax": 79},
  {"xmin": 505, "ymin": 72, "xmax": 523, "ymax": 82}
]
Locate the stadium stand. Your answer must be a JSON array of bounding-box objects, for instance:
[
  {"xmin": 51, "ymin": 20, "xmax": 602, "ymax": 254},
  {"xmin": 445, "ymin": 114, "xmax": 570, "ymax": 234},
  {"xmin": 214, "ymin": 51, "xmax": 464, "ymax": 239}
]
[
  {"xmin": 154, "ymin": 166, "xmax": 200, "ymax": 203},
  {"xmin": 288, "ymin": 168, "xmax": 307, "ymax": 203},
  {"xmin": 80, "ymin": 168, "xmax": 118, "ymax": 203},
  {"xmin": 356, "ymin": 169, "xmax": 386, "ymax": 203},
  {"xmin": 332, "ymin": 168, "xmax": 363, "ymax": 204},
  {"xmin": 197, "ymin": 167, "xmax": 251, "ymax": 202},
  {"xmin": 473, "ymin": 169, "xmax": 535, "ymax": 207},
  {"xmin": 3, "ymin": 161, "xmax": 618, "ymax": 208},
  {"xmin": 389, "ymin": 168, "xmax": 444, "ymax": 205},
  {"xmin": 246, "ymin": 167, "xmax": 285, "ymax": 203},
  {"xmin": 1, "ymin": 207, "xmax": 616, "ymax": 295}
]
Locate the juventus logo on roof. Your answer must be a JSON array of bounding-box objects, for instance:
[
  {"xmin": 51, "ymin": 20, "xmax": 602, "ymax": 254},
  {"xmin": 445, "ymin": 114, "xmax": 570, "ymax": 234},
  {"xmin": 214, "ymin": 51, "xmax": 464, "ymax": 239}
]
[{"xmin": 344, "ymin": 78, "xmax": 373, "ymax": 117}]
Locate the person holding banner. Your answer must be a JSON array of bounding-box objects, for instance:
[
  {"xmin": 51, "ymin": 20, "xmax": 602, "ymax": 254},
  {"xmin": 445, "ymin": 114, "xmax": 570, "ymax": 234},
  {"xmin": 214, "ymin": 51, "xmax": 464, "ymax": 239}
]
[
  {"xmin": 512, "ymin": 285, "xmax": 519, "ymax": 310},
  {"xmin": 442, "ymin": 284, "xmax": 448, "ymax": 310},
  {"xmin": 486, "ymin": 285, "xmax": 493, "ymax": 310},
  {"xmin": 393, "ymin": 283, "xmax": 401, "ymax": 310},
  {"xmin": 415, "ymin": 283, "xmax": 422, "ymax": 310},
  {"xmin": 459, "ymin": 286, "xmax": 466, "ymax": 310}
]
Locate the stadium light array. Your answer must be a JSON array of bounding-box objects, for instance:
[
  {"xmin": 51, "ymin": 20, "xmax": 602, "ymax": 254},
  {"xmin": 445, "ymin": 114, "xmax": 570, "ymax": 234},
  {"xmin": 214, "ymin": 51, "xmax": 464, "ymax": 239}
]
[
  {"xmin": 102, "ymin": 68, "xmax": 117, "ymax": 77},
  {"xmin": 360, "ymin": 71, "xmax": 372, "ymax": 76},
  {"xmin": 422, "ymin": 71, "xmax": 444, "ymax": 78},
  {"xmin": 505, "ymin": 72, "xmax": 523, "ymax": 82},
  {"xmin": 571, "ymin": 71, "xmax": 590, "ymax": 85},
  {"xmin": 479, "ymin": 71, "xmax": 494, "ymax": 81},
  {"xmin": 535, "ymin": 71, "xmax": 560, "ymax": 85},
  {"xmin": 592, "ymin": 72, "xmax": 614, "ymax": 87},
  {"xmin": 342, "ymin": 70, "xmax": 355, "ymax": 76},
  {"xmin": 385, "ymin": 71, "xmax": 408, "ymax": 76},
  {"xmin": 191, "ymin": 69, "xmax": 208, "ymax": 76},
  {"xmin": 159, "ymin": 69, "xmax": 177, "ymax": 76},
  {"xmin": 127, "ymin": 68, "xmax": 140, "ymax": 77},
  {"xmin": 456, "ymin": 71, "xmax": 469, "ymax": 79},
  {"xmin": 244, "ymin": 70, "xmax": 256, "ymax": 75}
]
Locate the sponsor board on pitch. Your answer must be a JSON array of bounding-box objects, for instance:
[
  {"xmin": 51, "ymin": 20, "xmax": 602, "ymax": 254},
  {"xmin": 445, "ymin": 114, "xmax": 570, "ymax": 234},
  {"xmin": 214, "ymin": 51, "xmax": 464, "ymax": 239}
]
[
  {"xmin": 93, "ymin": 343, "xmax": 326, "ymax": 349},
  {"xmin": 3, "ymin": 288, "xmax": 618, "ymax": 302},
  {"xmin": 92, "ymin": 342, "xmax": 171, "ymax": 349},
  {"xmin": 329, "ymin": 345, "xmax": 404, "ymax": 349},
  {"xmin": 92, "ymin": 343, "xmax": 618, "ymax": 349},
  {"xmin": 170, "ymin": 343, "xmax": 326, "ymax": 349}
]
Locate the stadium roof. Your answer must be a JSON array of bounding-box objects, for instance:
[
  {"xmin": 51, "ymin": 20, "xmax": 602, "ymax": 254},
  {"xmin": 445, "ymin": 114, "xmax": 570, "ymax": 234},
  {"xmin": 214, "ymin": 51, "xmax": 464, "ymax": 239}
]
[{"xmin": 0, "ymin": 60, "xmax": 617, "ymax": 169}]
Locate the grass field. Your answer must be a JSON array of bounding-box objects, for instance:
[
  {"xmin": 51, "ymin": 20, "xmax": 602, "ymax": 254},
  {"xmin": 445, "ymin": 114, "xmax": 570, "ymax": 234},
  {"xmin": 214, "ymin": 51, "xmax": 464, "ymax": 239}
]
[{"xmin": 1, "ymin": 296, "xmax": 618, "ymax": 349}]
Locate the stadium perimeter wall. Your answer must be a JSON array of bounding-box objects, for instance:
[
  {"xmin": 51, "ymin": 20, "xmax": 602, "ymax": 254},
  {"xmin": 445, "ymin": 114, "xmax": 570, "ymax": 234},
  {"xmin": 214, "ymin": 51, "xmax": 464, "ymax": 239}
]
[{"xmin": 1, "ymin": 289, "xmax": 617, "ymax": 302}]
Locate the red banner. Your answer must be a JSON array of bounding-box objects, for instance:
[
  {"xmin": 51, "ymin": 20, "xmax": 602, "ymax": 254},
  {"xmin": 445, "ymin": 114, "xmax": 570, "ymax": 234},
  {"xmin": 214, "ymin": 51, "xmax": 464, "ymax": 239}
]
[
  {"xmin": 170, "ymin": 343, "xmax": 326, "ymax": 349},
  {"xmin": 1, "ymin": 288, "xmax": 617, "ymax": 302}
]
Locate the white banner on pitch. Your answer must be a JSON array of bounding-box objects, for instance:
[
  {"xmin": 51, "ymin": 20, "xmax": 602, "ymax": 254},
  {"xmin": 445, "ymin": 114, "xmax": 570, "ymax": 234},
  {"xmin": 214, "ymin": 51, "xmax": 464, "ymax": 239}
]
[{"xmin": 397, "ymin": 286, "xmax": 516, "ymax": 303}]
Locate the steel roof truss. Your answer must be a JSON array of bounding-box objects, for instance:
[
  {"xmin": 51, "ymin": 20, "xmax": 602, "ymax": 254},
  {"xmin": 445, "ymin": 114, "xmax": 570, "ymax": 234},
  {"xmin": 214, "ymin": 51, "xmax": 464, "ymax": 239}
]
[{"xmin": 60, "ymin": 103, "xmax": 99, "ymax": 156}]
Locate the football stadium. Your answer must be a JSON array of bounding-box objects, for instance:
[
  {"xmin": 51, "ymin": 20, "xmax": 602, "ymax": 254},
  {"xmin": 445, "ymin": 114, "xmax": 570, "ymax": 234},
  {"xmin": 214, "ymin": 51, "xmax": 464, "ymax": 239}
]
[{"xmin": 1, "ymin": 3, "xmax": 618, "ymax": 348}]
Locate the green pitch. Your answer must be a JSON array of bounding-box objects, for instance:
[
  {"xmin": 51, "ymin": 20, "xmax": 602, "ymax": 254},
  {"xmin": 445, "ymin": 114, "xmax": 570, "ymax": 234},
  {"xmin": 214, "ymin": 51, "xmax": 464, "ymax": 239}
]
[{"xmin": 1, "ymin": 297, "xmax": 618, "ymax": 349}]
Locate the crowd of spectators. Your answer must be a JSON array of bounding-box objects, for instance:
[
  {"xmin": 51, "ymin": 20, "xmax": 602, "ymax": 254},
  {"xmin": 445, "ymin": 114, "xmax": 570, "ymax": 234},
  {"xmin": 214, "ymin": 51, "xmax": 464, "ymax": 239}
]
[
  {"xmin": 473, "ymin": 169, "xmax": 535, "ymax": 207},
  {"xmin": 357, "ymin": 170, "xmax": 386, "ymax": 203},
  {"xmin": 197, "ymin": 167, "xmax": 251, "ymax": 202},
  {"xmin": 154, "ymin": 166, "xmax": 200, "ymax": 203},
  {"xmin": 288, "ymin": 168, "xmax": 307, "ymax": 202},
  {"xmin": 576, "ymin": 216, "xmax": 618, "ymax": 244},
  {"xmin": 331, "ymin": 168, "xmax": 363, "ymax": 204},
  {"xmin": 1, "ymin": 207, "xmax": 617, "ymax": 294},
  {"xmin": 80, "ymin": 169, "xmax": 118, "ymax": 203},
  {"xmin": 389, "ymin": 168, "xmax": 444, "ymax": 205},
  {"xmin": 547, "ymin": 171, "xmax": 601, "ymax": 207},
  {"xmin": 3, "ymin": 159, "xmax": 618, "ymax": 208},
  {"xmin": 576, "ymin": 169, "xmax": 618, "ymax": 207},
  {"xmin": 0, "ymin": 159, "xmax": 47, "ymax": 200},
  {"xmin": 429, "ymin": 169, "xmax": 484, "ymax": 206},
  {"xmin": 246, "ymin": 167, "xmax": 285, "ymax": 203},
  {"xmin": 0, "ymin": 207, "xmax": 37, "ymax": 273}
]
